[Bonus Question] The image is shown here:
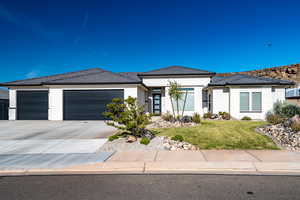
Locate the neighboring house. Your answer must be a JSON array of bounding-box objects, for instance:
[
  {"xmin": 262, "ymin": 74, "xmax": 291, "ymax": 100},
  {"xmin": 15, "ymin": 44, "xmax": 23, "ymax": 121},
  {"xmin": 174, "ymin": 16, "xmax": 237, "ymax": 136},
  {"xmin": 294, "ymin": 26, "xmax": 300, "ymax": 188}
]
[
  {"xmin": 0, "ymin": 66, "xmax": 294, "ymax": 121},
  {"xmin": 286, "ymin": 83, "xmax": 300, "ymax": 106},
  {"xmin": 0, "ymin": 89, "xmax": 9, "ymax": 120}
]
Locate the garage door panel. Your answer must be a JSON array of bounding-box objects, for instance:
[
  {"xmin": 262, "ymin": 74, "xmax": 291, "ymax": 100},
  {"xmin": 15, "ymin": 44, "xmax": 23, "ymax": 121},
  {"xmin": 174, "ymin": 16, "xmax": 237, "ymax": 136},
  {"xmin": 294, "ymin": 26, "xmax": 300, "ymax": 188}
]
[
  {"xmin": 17, "ymin": 91, "xmax": 48, "ymax": 120},
  {"xmin": 63, "ymin": 90, "xmax": 124, "ymax": 120}
]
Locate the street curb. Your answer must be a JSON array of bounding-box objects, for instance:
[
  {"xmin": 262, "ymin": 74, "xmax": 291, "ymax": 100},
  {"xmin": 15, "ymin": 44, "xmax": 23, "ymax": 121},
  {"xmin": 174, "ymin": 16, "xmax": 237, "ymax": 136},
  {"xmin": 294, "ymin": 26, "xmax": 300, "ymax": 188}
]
[{"xmin": 2, "ymin": 162, "xmax": 300, "ymax": 176}]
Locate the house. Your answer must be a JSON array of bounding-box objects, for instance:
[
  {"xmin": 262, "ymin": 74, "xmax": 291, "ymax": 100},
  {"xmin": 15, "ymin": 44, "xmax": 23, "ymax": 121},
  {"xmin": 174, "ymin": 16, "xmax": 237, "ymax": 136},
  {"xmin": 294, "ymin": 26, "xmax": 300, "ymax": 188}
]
[
  {"xmin": 286, "ymin": 84, "xmax": 300, "ymax": 106},
  {"xmin": 0, "ymin": 66, "xmax": 294, "ymax": 121},
  {"xmin": 0, "ymin": 89, "xmax": 9, "ymax": 120}
]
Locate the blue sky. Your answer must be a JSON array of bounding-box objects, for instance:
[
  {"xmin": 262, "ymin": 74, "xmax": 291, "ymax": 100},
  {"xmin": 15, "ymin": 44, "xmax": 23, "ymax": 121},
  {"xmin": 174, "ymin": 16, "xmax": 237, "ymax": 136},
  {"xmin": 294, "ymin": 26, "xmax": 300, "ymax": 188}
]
[{"xmin": 0, "ymin": 0, "xmax": 300, "ymax": 82}]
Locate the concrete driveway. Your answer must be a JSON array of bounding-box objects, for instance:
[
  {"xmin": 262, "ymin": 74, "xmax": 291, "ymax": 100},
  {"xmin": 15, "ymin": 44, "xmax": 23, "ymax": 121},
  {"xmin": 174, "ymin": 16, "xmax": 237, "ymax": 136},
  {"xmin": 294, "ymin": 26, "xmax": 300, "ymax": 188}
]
[
  {"xmin": 0, "ymin": 121, "xmax": 117, "ymax": 140},
  {"xmin": 0, "ymin": 121, "xmax": 116, "ymax": 169}
]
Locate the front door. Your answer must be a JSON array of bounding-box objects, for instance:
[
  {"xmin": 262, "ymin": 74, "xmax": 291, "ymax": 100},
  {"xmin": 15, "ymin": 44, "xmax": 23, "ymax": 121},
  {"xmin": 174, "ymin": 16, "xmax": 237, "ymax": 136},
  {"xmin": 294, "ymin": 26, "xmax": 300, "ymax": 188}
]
[{"xmin": 153, "ymin": 94, "xmax": 161, "ymax": 115}]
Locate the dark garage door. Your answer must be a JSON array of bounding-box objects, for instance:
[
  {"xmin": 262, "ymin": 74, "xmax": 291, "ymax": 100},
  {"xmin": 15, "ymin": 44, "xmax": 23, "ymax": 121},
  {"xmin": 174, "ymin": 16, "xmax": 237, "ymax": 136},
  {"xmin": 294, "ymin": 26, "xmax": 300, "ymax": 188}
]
[
  {"xmin": 17, "ymin": 91, "xmax": 48, "ymax": 120},
  {"xmin": 0, "ymin": 99, "xmax": 8, "ymax": 120},
  {"xmin": 63, "ymin": 90, "xmax": 124, "ymax": 120}
]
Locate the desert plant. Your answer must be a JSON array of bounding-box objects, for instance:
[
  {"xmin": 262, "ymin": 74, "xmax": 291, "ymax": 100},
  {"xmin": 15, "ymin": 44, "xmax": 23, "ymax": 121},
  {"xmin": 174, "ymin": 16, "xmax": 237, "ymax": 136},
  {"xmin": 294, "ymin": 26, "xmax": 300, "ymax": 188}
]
[
  {"xmin": 108, "ymin": 134, "xmax": 119, "ymax": 141},
  {"xmin": 161, "ymin": 112, "xmax": 174, "ymax": 122},
  {"xmin": 203, "ymin": 112, "xmax": 212, "ymax": 119},
  {"xmin": 171, "ymin": 135, "xmax": 184, "ymax": 142},
  {"xmin": 103, "ymin": 97, "xmax": 151, "ymax": 137},
  {"xmin": 266, "ymin": 112, "xmax": 285, "ymax": 125},
  {"xmin": 219, "ymin": 112, "xmax": 230, "ymax": 120},
  {"xmin": 140, "ymin": 137, "xmax": 150, "ymax": 145},
  {"xmin": 192, "ymin": 113, "xmax": 201, "ymax": 123},
  {"xmin": 168, "ymin": 81, "xmax": 183, "ymax": 119},
  {"xmin": 273, "ymin": 101, "xmax": 288, "ymax": 116},
  {"xmin": 291, "ymin": 122, "xmax": 300, "ymax": 132},
  {"xmin": 241, "ymin": 116, "xmax": 252, "ymax": 120},
  {"xmin": 281, "ymin": 104, "xmax": 300, "ymax": 118}
]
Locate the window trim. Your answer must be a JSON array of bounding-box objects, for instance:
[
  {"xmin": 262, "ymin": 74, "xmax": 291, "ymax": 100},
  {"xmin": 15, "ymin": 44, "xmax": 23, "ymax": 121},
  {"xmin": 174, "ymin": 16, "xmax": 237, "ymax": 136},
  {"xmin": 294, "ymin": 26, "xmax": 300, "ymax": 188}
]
[
  {"xmin": 239, "ymin": 91, "xmax": 262, "ymax": 113},
  {"xmin": 240, "ymin": 92, "xmax": 250, "ymax": 112}
]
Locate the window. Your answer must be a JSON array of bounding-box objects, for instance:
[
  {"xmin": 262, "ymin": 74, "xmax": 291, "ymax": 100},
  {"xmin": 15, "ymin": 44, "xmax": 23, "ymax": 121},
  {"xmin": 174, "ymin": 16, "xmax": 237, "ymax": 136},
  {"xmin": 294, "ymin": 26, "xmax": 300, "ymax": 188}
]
[
  {"xmin": 240, "ymin": 92, "xmax": 249, "ymax": 111},
  {"xmin": 252, "ymin": 92, "xmax": 262, "ymax": 111},
  {"xmin": 172, "ymin": 88, "xmax": 194, "ymax": 111},
  {"xmin": 240, "ymin": 92, "xmax": 262, "ymax": 112}
]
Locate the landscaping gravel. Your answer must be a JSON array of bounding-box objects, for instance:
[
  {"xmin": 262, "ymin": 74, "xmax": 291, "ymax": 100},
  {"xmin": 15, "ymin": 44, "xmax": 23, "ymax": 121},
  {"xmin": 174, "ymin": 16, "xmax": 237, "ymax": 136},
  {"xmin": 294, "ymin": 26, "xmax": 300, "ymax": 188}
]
[{"xmin": 98, "ymin": 136, "xmax": 167, "ymax": 152}]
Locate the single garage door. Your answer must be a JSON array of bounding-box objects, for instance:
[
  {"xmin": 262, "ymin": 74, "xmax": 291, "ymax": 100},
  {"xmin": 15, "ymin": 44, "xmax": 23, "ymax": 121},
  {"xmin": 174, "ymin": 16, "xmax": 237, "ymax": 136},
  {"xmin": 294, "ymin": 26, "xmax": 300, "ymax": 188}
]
[
  {"xmin": 0, "ymin": 99, "xmax": 8, "ymax": 120},
  {"xmin": 63, "ymin": 90, "xmax": 124, "ymax": 120},
  {"xmin": 17, "ymin": 91, "xmax": 49, "ymax": 120}
]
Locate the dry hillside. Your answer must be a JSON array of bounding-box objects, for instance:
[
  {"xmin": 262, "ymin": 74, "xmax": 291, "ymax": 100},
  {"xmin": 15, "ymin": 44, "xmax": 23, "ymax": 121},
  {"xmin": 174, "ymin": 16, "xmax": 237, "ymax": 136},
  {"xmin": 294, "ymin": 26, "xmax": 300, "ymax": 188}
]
[{"xmin": 217, "ymin": 63, "xmax": 300, "ymax": 83}]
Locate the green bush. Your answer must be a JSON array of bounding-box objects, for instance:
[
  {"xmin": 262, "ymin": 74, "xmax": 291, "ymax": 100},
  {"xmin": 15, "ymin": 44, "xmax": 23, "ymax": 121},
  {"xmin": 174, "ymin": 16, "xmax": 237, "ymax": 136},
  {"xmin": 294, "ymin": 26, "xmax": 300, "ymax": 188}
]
[
  {"xmin": 241, "ymin": 116, "xmax": 252, "ymax": 120},
  {"xmin": 108, "ymin": 134, "xmax": 119, "ymax": 141},
  {"xmin": 281, "ymin": 104, "xmax": 300, "ymax": 118},
  {"xmin": 103, "ymin": 97, "xmax": 151, "ymax": 137},
  {"xmin": 162, "ymin": 112, "xmax": 174, "ymax": 122},
  {"xmin": 272, "ymin": 101, "xmax": 300, "ymax": 118},
  {"xmin": 140, "ymin": 137, "xmax": 150, "ymax": 145},
  {"xmin": 266, "ymin": 112, "xmax": 285, "ymax": 124},
  {"xmin": 171, "ymin": 135, "xmax": 184, "ymax": 142},
  {"xmin": 203, "ymin": 112, "xmax": 212, "ymax": 119},
  {"xmin": 192, "ymin": 113, "xmax": 201, "ymax": 124}
]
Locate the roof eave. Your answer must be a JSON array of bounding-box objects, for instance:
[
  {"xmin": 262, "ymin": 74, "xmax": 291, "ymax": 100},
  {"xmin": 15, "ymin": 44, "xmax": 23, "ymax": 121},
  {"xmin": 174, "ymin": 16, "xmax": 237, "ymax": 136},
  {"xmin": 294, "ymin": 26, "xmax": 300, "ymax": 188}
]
[
  {"xmin": 138, "ymin": 72, "xmax": 216, "ymax": 77},
  {"xmin": 208, "ymin": 82, "xmax": 295, "ymax": 87}
]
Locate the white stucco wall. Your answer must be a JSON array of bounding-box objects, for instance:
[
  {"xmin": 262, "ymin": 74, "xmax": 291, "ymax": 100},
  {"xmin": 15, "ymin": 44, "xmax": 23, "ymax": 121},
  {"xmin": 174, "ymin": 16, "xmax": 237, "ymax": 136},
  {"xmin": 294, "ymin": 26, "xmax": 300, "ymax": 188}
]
[
  {"xmin": 163, "ymin": 86, "xmax": 204, "ymax": 116},
  {"xmin": 211, "ymin": 88, "xmax": 230, "ymax": 114},
  {"xmin": 142, "ymin": 76, "xmax": 211, "ymax": 87},
  {"xmin": 143, "ymin": 76, "xmax": 211, "ymax": 116},
  {"xmin": 8, "ymin": 89, "xmax": 16, "ymax": 120},
  {"xmin": 229, "ymin": 86, "xmax": 286, "ymax": 120},
  {"xmin": 48, "ymin": 88, "xmax": 63, "ymax": 120}
]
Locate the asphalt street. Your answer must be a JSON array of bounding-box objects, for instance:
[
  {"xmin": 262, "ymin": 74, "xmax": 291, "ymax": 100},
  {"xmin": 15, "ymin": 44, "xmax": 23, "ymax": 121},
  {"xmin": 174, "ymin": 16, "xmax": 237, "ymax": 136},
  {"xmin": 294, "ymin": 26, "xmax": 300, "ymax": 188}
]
[{"xmin": 1, "ymin": 174, "xmax": 300, "ymax": 200}]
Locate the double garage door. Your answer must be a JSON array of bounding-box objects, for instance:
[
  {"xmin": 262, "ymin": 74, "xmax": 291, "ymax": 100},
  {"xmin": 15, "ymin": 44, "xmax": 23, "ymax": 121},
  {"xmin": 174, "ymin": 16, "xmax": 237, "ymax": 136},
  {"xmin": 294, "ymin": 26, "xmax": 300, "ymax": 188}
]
[{"xmin": 17, "ymin": 90, "xmax": 124, "ymax": 120}]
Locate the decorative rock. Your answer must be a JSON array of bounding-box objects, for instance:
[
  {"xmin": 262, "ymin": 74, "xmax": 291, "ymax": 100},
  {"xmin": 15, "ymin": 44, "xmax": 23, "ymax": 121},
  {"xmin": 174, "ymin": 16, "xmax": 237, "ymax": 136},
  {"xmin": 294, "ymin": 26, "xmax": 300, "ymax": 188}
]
[
  {"xmin": 291, "ymin": 115, "xmax": 300, "ymax": 125},
  {"xmin": 162, "ymin": 137, "xmax": 199, "ymax": 151},
  {"xmin": 147, "ymin": 117, "xmax": 197, "ymax": 129},
  {"xmin": 126, "ymin": 135, "xmax": 137, "ymax": 143},
  {"xmin": 258, "ymin": 122, "xmax": 300, "ymax": 151}
]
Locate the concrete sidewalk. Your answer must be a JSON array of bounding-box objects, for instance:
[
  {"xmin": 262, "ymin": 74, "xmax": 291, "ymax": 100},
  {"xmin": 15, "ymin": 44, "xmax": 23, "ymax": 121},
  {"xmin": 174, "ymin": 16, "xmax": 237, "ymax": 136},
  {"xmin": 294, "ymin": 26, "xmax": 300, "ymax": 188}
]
[{"xmin": 3, "ymin": 150, "xmax": 300, "ymax": 176}]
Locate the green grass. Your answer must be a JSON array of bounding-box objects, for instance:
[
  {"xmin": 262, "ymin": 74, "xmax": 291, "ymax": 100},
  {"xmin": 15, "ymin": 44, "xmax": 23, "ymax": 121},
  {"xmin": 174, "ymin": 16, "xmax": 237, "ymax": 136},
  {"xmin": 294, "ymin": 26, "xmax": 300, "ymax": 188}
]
[{"xmin": 156, "ymin": 120, "xmax": 279, "ymax": 150}]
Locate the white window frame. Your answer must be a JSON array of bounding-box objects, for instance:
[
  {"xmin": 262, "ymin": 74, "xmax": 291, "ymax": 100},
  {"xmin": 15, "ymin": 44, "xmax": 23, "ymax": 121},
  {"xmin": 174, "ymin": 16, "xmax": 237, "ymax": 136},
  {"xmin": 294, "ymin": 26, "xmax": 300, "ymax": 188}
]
[{"xmin": 240, "ymin": 91, "xmax": 262, "ymax": 113}]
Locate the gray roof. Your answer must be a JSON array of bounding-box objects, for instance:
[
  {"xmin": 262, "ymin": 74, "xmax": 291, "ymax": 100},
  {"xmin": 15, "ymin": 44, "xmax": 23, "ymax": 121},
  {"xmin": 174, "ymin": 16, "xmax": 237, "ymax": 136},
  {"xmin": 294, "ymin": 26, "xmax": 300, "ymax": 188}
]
[
  {"xmin": 0, "ymin": 89, "xmax": 8, "ymax": 99},
  {"xmin": 1, "ymin": 68, "xmax": 141, "ymax": 86},
  {"xmin": 118, "ymin": 72, "xmax": 141, "ymax": 82},
  {"xmin": 209, "ymin": 74, "xmax": 294, "ymax": 86},
  {"xmin": 138, "ymin": 66, "xmax": 215, "ymax": 76}
]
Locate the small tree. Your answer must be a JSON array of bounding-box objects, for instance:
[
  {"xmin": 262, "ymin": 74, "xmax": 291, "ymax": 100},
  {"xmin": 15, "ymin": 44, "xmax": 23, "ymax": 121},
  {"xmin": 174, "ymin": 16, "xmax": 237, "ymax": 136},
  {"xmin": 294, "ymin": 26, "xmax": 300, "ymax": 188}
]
[
  {"xmin": 103, "ymin": 97, "xmax": 151, "ymax": 137},
  {"xmin": 168, "ymin": 81, "xmax": 188, "ymax": 120}
]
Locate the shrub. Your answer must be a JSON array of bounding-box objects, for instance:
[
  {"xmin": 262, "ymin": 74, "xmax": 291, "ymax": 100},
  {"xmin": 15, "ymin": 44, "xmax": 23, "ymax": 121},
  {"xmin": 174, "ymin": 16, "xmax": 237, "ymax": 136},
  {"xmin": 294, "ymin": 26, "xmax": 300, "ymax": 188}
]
[
  {"xmin": 192, "ymin": 113, "xmax": 201, "ymax": 123},
  {"xmin": 171, "ymin": 135, "xmax": 184, "ymax": 142},
  {"xmin": 273, "ymin": 101, "xmax": 288, "ymax": 116},
  {"xmin": 291, "ymin": 121, "xmax": 300, "ymax": 132},
  {"xmin": 181, "ymin": 116, "xmax": 193, "ymax": 123},
  {"xmin": 203, "ymin": 112, "xmax": 212, "ymax": 119},
  {"xmin": 108, "ymin": 134, "xmax": 119, "ymax": 141},
  {"xmin": 241, "ymin": 116, "xmax": 251, "ymax": 120},
  {"xmin": 266, "ymin": 112, "xmax": 285, "ymax": 125},
  {"xmin": 140, "ymin": 137, "xmax": 150, "ymax": 145},
  {"xmin": 161, "ymin": 112, "xmax": 174, "ymax": 122},
  {"xmin": 281, "ymin": 104, "xmax": 300, "ymax": 118},
  {"xmin": 103, "ymin": 97, "xmax": 151, "ymax": 137}
]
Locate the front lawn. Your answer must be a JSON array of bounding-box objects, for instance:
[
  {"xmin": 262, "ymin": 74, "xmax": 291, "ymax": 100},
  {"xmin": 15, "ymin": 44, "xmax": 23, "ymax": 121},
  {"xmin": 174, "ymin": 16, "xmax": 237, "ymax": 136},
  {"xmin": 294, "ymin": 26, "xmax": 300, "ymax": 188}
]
[{"xmin": 156, "ymin": 120, "xmax": 278, "ymax": 150}]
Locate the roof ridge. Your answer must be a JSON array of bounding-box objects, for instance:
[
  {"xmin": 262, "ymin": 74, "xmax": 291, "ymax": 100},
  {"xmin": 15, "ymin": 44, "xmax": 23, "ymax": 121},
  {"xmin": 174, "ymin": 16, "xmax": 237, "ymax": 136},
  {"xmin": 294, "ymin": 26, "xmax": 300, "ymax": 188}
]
[
  {"xmin": 3, "ymin": 68, "xmax": 103, "ymax": 84},
  {"xmin": 43, "ymin": 70, "xmax": 107, "ymax": 83}
]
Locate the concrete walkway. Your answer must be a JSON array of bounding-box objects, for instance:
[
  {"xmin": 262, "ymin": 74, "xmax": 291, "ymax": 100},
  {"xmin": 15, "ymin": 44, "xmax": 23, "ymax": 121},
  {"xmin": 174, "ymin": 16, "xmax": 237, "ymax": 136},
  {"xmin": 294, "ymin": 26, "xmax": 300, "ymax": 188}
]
[{"xmin": 3, "ymin": 150, "xmax": 300, "ymax": 176}]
